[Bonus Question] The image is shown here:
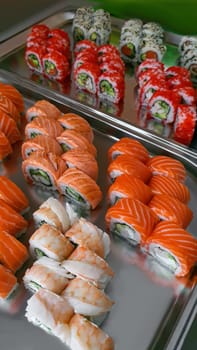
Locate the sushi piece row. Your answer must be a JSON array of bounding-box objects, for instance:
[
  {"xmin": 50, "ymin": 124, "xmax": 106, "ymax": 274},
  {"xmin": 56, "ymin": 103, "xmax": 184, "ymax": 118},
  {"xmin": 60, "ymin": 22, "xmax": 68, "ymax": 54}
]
[
  {"xmin": 178, "ymin": 36, "xmax": 197, "ymax": 84},
  {"xmin": 119, "ymin": 19, "xmax": 166, "ymax": 63},
  {"xmin": 73, "ymin": 40, "xmax": 125, "ymax": 103},
  {"xmin": 72, "ymin": 7, "xmax": 111, "ymax": 45},
  {"xmin": 25, "ymin": 24, "xmax": 71, "ymax": 81}
]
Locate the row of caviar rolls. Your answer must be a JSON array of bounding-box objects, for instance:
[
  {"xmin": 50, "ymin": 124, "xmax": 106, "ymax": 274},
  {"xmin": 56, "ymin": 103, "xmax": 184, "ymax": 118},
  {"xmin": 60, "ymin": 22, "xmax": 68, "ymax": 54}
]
[
  {"xmin": 22, "ymin": 100, "xmax": 102, "ymax": 210},
  {"xmin": 105, "ymin": 136, "xmax": 197, "ymax": 277},
  {"xmin": 23, "ymin": 196, "xmax": 114, "ymax": 350},
  {"xmin": 178, "ymin": 36, "xmax": 197, "ymax": 84},
  {"xmin": 25, "ymin": 24, "xmax": 71, "ymax": 81},
  {"xmin": 136, "ymin": 59, "xmax": 197, "ymax": 145},
  {"xmin": 72, "ymin": 7, "xmax": 111, "ymax": 45},
  {"xmin": 73, "ymin": 40, "xmax": 125, "ymax": 103},
  {"xmin": 120, "ymin": 19, "xmax": 166, "ymax": 63}
]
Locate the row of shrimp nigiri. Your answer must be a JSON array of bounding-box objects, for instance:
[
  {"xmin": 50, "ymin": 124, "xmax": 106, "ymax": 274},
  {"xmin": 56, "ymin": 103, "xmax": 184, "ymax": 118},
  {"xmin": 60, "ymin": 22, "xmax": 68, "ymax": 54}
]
[
  {"xmin": 21, "ymin": 100, "xmax": 102, "ymax": 210},
  {"xmin": 0, "ymin": 82, "xmax": 25, "ymax": 161},
  {"xmin": 23, "ymin": 196, "xmax": 114, "ymax": 350},
  {"xmin": 105, "ymin": 136, "xmax": 197, "ymax": 277}
]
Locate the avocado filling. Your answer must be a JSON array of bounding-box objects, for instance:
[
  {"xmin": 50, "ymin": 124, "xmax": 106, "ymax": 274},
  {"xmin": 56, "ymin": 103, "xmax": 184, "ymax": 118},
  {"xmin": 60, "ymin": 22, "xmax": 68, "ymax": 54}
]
[
  {"xmin": 28, "ymin": 54, "xmax": 40, "ymax": 69},
  {"xmin": 29, "ymin": 168, "xmax": 52, "ymax": 187},
  {"xmin": 65, "ymin": 186, "xmax": 86, "ymax": 205},
  {"xmin": 154, "ymin": 246, "xmax": 179, "ymax": 272},
  {"xmin": 151, "ymin": 100, "xmax": 170, "ymax": 120},
  {"xmin": 44, "ymin": 60, "xmax": 57, "ymax": 76},
  {"xmin": 77, "ymin": 73, "xmax": 94, "ymax": 92},
  {"xmin": 90, "ymin": 32, "xmax": 98, "ymax": 43},
  {"xmin": 100, "ymin": 80, "xmax": 115, "ymax": 97},
  {"xmin": 74, "ymin": 28, "xmax": 85, "ymax": 42},
  {"xmin": 113, "ymin": 223, "xmax": 140, "ymax": 245},
  {"xmin": 34, "ymin": 248, "xmax": 46, "ymax": 258}
]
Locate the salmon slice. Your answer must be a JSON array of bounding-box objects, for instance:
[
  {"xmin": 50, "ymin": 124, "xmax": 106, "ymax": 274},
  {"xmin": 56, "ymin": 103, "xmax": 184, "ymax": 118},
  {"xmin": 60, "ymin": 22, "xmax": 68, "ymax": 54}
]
[
  {"xmin": 0, "ymin": 176, "xmax": 29, "ymax": 213},
  {"xmin": 61, "ymin": 149, "xmax": 98, "ymax": 181},
  {"xmin": 108, "ymin": 173, "xmax": 153, "ymax": 205},
  {"xmin": 105, "ymin": 197, "xmax": 159, "ymax": 245},
  {"xmin": 148, "ymin": 194, "xmax": 193, "ymax": 228},
  {"xmin": 0, "ymin": 230, "xmax": 29, "ymax": 273},
  {"xmin": 21, "ymin": 134, "xmax": 63, "ymax": 160},
  {"xmin": 0, "ymin": 110, "xmax": 21, "ymax": 144},
  {"xmin": 25, "ymin": 100, "xmax": 62, "ymax": 122},
  {"xmin": 0, "ymin": 264, "xmax": 17, "ymax": 299},
  {"xmin": 0, "ymin": 130, "xmax": 12, "ymax": 160},
  {"xmin": 147, "ymin": 155, "xmax": 186, "ymax": 183},
  {"xmin": 108, "ymin": 137, "xmax": 150, "ymax": 163},
  {"xmin": 148, "ymin": 175, "xmax": 190, "ymax": 204},
  {"xmin": 57, "ymin": 168, "xmax": 102, "ymax": 210},
  {"xmin": 0, "ymin": 198, "xmax": 28, "ymax": 237},
  {"xmin": 145, "ymin": 221, "xmax": 197, "ymax": 276},
  {"xmin": 0, "ymin": 92, "xmax": 21, "ymax": 124},
  {"xmin": 22, "ymin": 150, "xmax": 66, "ymax": 190},
  {"xmin": 56, "ymin": 129, "xmax": 97, "ymax": 157},
  {"xmin": 25, "ymin": 115, "xmax": 63, "ymax": 139},
  {"xmin": 0, "ymin": 83, "xmax": 24, "ymax": 114},
  {"xmin": 58, "ymin": 113, "xmax": 94, "ymax": 143},
  {"xmin": 107, "ymin": 154, "xmax": 152, "ymax": 183}
]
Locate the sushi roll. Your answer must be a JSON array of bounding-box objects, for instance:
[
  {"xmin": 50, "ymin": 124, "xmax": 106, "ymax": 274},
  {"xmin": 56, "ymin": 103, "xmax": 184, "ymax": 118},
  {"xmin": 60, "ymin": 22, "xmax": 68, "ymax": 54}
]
[
  {"xmin": 142, "ymin": 22, "xmax": 164, "ymax": 40},
  {"xmin": 173, "ymin": 86, "xmax": 196, "ymax": 106},
  {"xmin": 145, "ymin": 221, "xmax": 197, "ymax": 277},
  {"xmin": 58, "ymin": 113, "xmax": 94, "ymax": 143},
  {"xmin": 62, "ymin": 277, "xmax": 114, "ymax": 319},
  {"xmin": 173, "ymin": 105, "xmax": 197, "ymax": 146},
  {"xmin": 0, "ymin": 92, "xmax": 21, "ymax": 125},
  {"xmin": 74, "ymin": 39, "xmax": 98, "ymax": 56},
  {"xmin": 62, "ymin": 246, "xmax": 114, "ymax": 289},
  {"xmin": 42, "ymin": 50, "xmax": 70, "ymax": 81},
  {"xmin": 108, "ymin": 174, "xmax": 153, "ymax": 205},
  {"xmin": 139, "ymin": 76, "xmax": 167, "ymax": 106},
  {"xmin": 135, "ymin": 58, "xmax": 164, "ymax": 79},
  {"xmin": 88, "ymin": 23, "xmax": 110, "ymax": 46},
  {"xmin": 105, "ymin": 197, "xmax": 159, "ymax": 246},
  {"xmin": 120, "ymin": 32, "xmax": 141, "ymax": 62},
  {"xmin": 108, "ymin": 137, "xmax": 149, "ymax": 163},
  {"xmin": 57, "ymin": 168, "xmax": 102, "ymax": 210},
  {"xmin": 22, "ymin": 150, "xmax": 66, "ymax": 190},
  {"xmin": 31, "ymin": 23, "xmax": 50, "ymax": 38},
  {"xmin": 148, "ymin": 194, "xmax": 193, "ymax": 228},
  {"xmin": 25, "ymin": 115, "xmax": 63, "ymax": 139},
  {"xmin": 178, "ymin": 36, "xmax": 197, "ymax": 53},
  {"xmin": 74, "ymin": 63, "xmax": 100, "ymax": 94},
  {"xmin": 0, "ymin": 199, "xmax": 28, "ymax": 237},
  {"xmin": 0, "ymin": 264, "xmax": 18, "ymax": 300},
  {"xmin": 29, "ymin": 223, "xmax": 75, "ymax": 261},
  {"xmin": 61, "ymin": 149, "xmax": 98, "ymax": 181},
  {"xmin": 25, "ymin": 45, "xmax": 46, "ymax": 73},
  {"xmin": 72, "ymin": 20, "xmax": 92, "ymax": 43},
  {"xmin": 146, "ymin": 155, "xmax": 186, "ymax": 183},
  {"xmin": 0, "ymin": 131, "xmax": 12, "ymax": 160},
  {"xmin": 69, "ymin": 314, "xmax": 114, "ymax": 350},
  {"xmin": 107, "ymin": 154, "xmax": 152, "ymax": 183},
  {"xmin": 21, "ymin": 134, "xmax": 63, "ymax": 160},
  {"xmin": 98, "ymin": 44, "xmax": 120, "ymax": 57},
  {"xmin": 48, "ymin": 28, "xmax": 70, "ymax": 52},
  {"xmin": 25, "ymin": 100, "xmax": 62, "ymax": 122},
  {"xmin": 165, "ymin": 66, "xmax": 191, "ymax": 80},
  {"xmin": 73, "ymin": 49, "xmax": 98, "ymax": 73},
  {"xmin": 97, "ymin": 71, "xmax": 124, "ymax": 104},
  {"xmin": 0, "ymin": 230, "xmax": 29, "ymax": 273},
  {"xmin": 137, "ymin": 67, "xmax": 165, "ymax": 88},
  {"xmin": 138, "ymin": 39, "xmax": 166, "ymax": 62},
  {"xmin": 0, "ymin": 176, "xmax": 29, "ymax": 214},
  {"xmin": 25, "ymin": 288, "xmax": 74, "ymax": 345},
  {"xmin": 0, "ymin": 82, "xmax": 24, "ymax": 115},
  {"xmin": 0, "ymin": 110, "xmax": 21, "ymax": 144},
  {"xmin": 65, "ymin": 218, "xmax": 111, "ymax": 259},
  {"xmin": 23, "ymin": 256, "xmax": 71, "ymax": 293}
]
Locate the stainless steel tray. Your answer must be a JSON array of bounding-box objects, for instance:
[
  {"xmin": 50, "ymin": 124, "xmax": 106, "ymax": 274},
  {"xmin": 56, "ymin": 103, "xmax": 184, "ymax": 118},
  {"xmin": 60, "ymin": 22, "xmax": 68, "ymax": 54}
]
[
  {"xmin": 0, "ymin": 69, "xmax": 196, "ymax": 350},
  {"xmin": 0, "ymin": 8, "xmax": 197, "ymax": 154}
]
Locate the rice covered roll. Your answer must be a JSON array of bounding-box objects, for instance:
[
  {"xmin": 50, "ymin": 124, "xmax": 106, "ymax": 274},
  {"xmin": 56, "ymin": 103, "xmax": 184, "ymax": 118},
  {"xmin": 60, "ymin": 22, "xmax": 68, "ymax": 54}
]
[
  {"xmin": 145, "ymin": 221, "xmax": 197, "ymax": 277},
  {"xmin": 25, "ymin": 288, "xmax": 74, "ymax": 345},
  {"xmin": 98, "ymin": 71, "xmax": 124, "ymax": 104},
  {"xmin": 139, "ymin": 76, "xmax": 167, "ymax": 106},
  {"xmin": 65, "ymin": 218, "xmax": 111, "ymax": 259},
  {"xmin": 147, "ymin": 89, "xmax": 180, "ymax": 123},
  {"xmin": 58, "ymin": 113, "xmax": 94, "ymax": 143},
  {"xmin": 62, "ymin": 246, "xmax": 114, "ymax": 289},
  {"xmin": 25, "ymin": 115, "xmax": 63, "ymax": 139},
  {"xmin": 173, "ymin": 105, "xmax": 196, "ymax": 146},
  {"xmin": 88, "ymin": 23, "xmax": 110, "ymax": 46},
  {"xmin": 21, "ymin": 134, "xmax": 63, "ymax": 160},
  {"xmin": 25, "ymin": 45, "xmax": 46, "ymax": 73},
  {"xmin": 25, "ymin": 100, "xmax": 61, "ymax": 122},
  {"xmin": 142, "ymin": 22, "xmax": 164, "ymax": 40},
  {"xmin": 42, "ymin": 50, "xmax": 70, "ymax": 81},
  {"xmin": 138, "ymin": 39, "xmax": 166, "ymax": 62},
  {"xmin": 56, "ymin": 129, "xmax": 97, "ymax": 156},
  {"xmin": 0, "ymin": 199, "xmax": 28, "ymax": 237},
  {"xmin": 0, "ymin": 264, "xmax": 18, "ymax": 299},
  {"xmin": 29, "ymin": 223, "xmax": 75, "ymax": 260},
  {"xmin": 120, "ymin": 32, "xmax": 141, "ymax": 62},
  {"xmin": 74, "ymin": 39, "xmax": 98, "ymax": 56},
  {"xmin": 146, "ymin": 155, "xmax": 186, "ymax": 183},
  {"xmin": 108, "ymin": 137, "xmax": 149, "ymax": 163},
  {"xmin": 74, "ymin": 63, "xmax": 100, "ymax": 94},
  {"xmin": 173, "ymin": 86, "xmax": 196, "ymax": 106},
  {"xmin": 136, "ymin": 58, "xmax": 165, "ymax": 79}
]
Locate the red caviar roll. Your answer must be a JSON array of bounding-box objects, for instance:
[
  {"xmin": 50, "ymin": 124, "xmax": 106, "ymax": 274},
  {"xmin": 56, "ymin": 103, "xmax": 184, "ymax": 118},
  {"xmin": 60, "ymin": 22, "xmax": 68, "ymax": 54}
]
[
  {"xmin": 74, "ymin": 63, "xmax": 100, "ymax": 94},
  {"xmin": 31, "ymin": 24, "xmax": 50, "ymax": 38},
  {"xmin": 42, "ymin": 50, "xmax": 70, "ymax": 81},
  {"xmin": 173, "ymin": 105, "xmax": 197, "ymax": 146},
  {"xmin": 173, "ymin": 86, "xmax": 196, "ymax": 105},
  {"xmin": 74, "ymin": 39, "xmax": 98, "ymax": 56},
  {"xmin": 135, "ymin": 59, "xmax": 164, "ymax": 79},
  {"xmin": 98, "ymin": 71, "xmax": 124, "ymax": 104},
  {"xmin": 25, "ymin": 45, "xmax": 47, "ymax": 73},
  {"xmin": 165, "ymin": 66, "xmax": 191, "ymax": 80},
  {"xmin": 139, "ymin": 76, "xmax": 167, "ymax": 106}
]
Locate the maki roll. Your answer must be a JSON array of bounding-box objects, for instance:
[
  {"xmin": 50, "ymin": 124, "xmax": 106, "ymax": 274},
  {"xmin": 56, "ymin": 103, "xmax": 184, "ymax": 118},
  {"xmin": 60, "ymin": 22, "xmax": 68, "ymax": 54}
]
[
  {"xmin": 21, "ymin": 134, "xmax": 63, "ymax": 160},
  {"xmin": 0, "ymin": 199, "xmax": 28, "ymax": 237},
  {"xmin": 142, "ymin": 22, "xmax": 164, "ymax": 40},
  {"xmin": 138, "ymin": 39, "xmax": 166, "ymax": 62},
  {"xmin": 25, "ymin": 115, "xmax": 63, "ymax": 139},
  {"xmin": 30, "ymin": 24, "xmax": 50, "ymax": 38},
  {"xmin": 136, "ymin": 58, "xmax": 164, "ymax": 79},
  {"xmin": 0, "ymin": 264, "xmax": 18, "ymax": 300},
  {"xmin": 108, "ymin": 137, "xmax": 150, "ymax": 163},
  {"xmin": 42, "ymin": 50, "xmax": 70, "ymax": 81},
  {"xmin": 173, "ymin": 105, "xmax": 197, "ymax": 146},
  {"xmin": 88, "ymin": 22, "xmax": 110, "ymax": 46},
  {"xmin": 25, "ymin": 45, "xmax": 46, "ymax": 73},
  {"xmin": 74, "ymin": 39, "xmax": 98, "ymax": 56},
  {"xmin": 165, "ymin": 66, "xmax": 190, "ymax": 80},
  {"xmin": 173, "ymin": 86, "xmax": 196, "ymax": 106},
  {"xmin": 58, "ymin": 113, "xmax": 94, "ymax": 142},
  {"xmin": 98, "ymin": 71, "xmax": 124, "ymax": 104},
  {"xmin": 98, "ymin": 44, "xmax": 120, "ymax": 57},
  {"xmin": 74, "ymin": 63, "xmax": 100, "ymax": 94},
  {"xmin": 72, "ymin": 20, "xmax": 92, "ymax": 43},
  {"xmin": 147, "ymin": 89, "xmax": 180, "ymax": 123},
  {"xmin": 146, "ymin": 155, "xmax": 186, "ymax": 183},
  {"xmin": 120, "ymin": 32, "xmax": 141, "ymax": 62},
  {"xmin": 25, "ymin": 100, "xmax": 62, "ymax": 122},
  {"xmin": 139, "ymin": 76, "xmax": 167, "ymax": 106}
]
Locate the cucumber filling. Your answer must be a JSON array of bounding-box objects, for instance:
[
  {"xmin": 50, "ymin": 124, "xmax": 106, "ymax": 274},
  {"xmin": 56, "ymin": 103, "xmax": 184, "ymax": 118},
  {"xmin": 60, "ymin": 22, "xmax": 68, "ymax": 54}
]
[
  {"xmin": 74, "ymin": 28, "xmax": 85, "ymax": 42},
  {"xmin": 29, "ymin": 281, "xmax": 42, "ymax": 291},
  {"xmin": 29, "ymin": 168, "xmax": 52, "ymax": 187},
  {"xmin": 28, "ymin": 54, "xmax": 40, "ymax": 69},
  {"xmin": 44, "ymin": 60, "xmax": 57, "ymax": 76},
  {"xmin": 154, "ymin": 246, "xmax": 179, "ymax": 272},
  {"xmin": 113, "ymin": 223, "xmax": 140, "ymax": 245},
  {"xmin": 151, "ymin": 100, "xmax": 170, "ymax": 120},
  {"xmin": 35, "ymin": 319, "xmax": 52, "ymax": 333},
  {"xmin": 100, "ymin": 80, "xmax": 115, "ymax": 97},
  {"xmin": 30, "ymin": 132, "xmax": 41, "ymax": 138},
  {"xmin": 34, "ymin": 248, "xmax": 46, "ymax": 258},
  {"xmin": 77, "ymin": 73, "xmax": 94, "ymax": 92},
  {"xmin": 65, "ymin": 186, "xmax": 86, "ymax": 204},
  {"xmin": 60, "ymin": 143, "xmax": 70, "ymax": 152}
]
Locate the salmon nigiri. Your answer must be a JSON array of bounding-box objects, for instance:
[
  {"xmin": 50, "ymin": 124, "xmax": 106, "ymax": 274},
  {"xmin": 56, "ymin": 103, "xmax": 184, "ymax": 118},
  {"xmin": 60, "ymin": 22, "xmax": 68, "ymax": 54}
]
[
  {"xmin": 148, "ymin": 175, "xmax": 190, "ymax": 204},
  {"xmin": 0, "ymin": 264, "xmax": 17, "ymax": 299},
  {"xmin": 105, "ymin": 197, "xmax": 159, "ymax": 245},
  {"xmin": 107, "ymin": 154, "xmax": 152, "ymax": 183},
  {"xmin": 0, "ymin": 110, "xmax": 21, "ymax": 144},
  {"xmin": 25, "ymin": 115, "xmax": 63, "ymax": 139},
  {"xmin": 0, "ymin": 92, "xmax": 21, "ymax": 124},
  {"xmin": 25, "ymin": 100, "xmax": 62, "ymax": 122},
  {"xmin": 108, "ymin": 173, "xmax": 153, "ymax": 205},
  {"xmin": 0, "ymin": 230, "xmax": 29, "ymax": 273},
  {"xmin": 108, "ymin": 137, "xmax": 150, "ymax": 163},
  {"xmin": 145, "ymin": 221, "xmax": 197, "ymax": 276},
  {"xmin": 0, "ymin": 176, "xmax": 29, "ymax": 214},
  {"xmin": 0, "ymin": 198, "xmax": 28, "ymax": 237},
  {"xmin": 58, "ymin": 113, "xmax": 94, "ymax": 143},
  {"xmin": 147, "ymin": 155, "xmax": 186, "ymax": 183},
  {"xmin": 0, "ymin": 130, "xmax": 12, "ymax": 160},
  {"xmin": 21, "ymin": 134, "xmax": 63, "ymax": 159},
  {"xmin": 148, "ymin": 194, "xmax": 193, "ymax": 228},
  {"xmin": 0, "ymin": 82, "xmax": 24, "ymax": 114}
]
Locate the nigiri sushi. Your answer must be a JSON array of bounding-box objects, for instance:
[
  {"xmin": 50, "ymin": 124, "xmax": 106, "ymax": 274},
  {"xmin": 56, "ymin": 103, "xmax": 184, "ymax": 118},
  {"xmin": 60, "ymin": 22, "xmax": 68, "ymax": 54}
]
[
  {"xmin": 147, "ymin": 155, "xmax": 186, "ymax": 183},
  {"xmin": 25, "ymin": 100, "xmax": 62, "ymax": 122},
  {"xmin": 148, "ymin": 194, "xmax": 193, "ymax": 228},
  {"xmin": 0, "ymin": 82, "xmax": 24, "ymax": 114},
  {"xmin": 145, "ymin": 221, "xmax": 197, "ymax": 276},
  {"xmin": 0, "ymin": 110, "xmax": 21, "ymax": 144},
  {"xmin": 0, "ymin": 264, "xmax": 18, "ymax": 299},
  {"xmin": 0, "ymin": 92, "xmax": 21, "ymax": 124},
  {"xmin": 105, "ymin": 197, "xmax": 159, "ymax": 245},
  {"xmin": 62, "ymin": 246, "xmax": 114, "ymax": 289},
  {"xmin": 57, "ymin": 168, "xmax": 102, "ymax": 210},
  {"xmin": 25, "ymin": 288, "xmax": 74, "ymax": 345},
  {"xmin": 29, "ymin": 223, "xmax": 75, "ymax": 261},
  {"xmin": 107, "ymin": 154, "xmax": 152, "ymax": 183},
  {"xmin": 0, "ymin": 199, "xmax": 28, "ymax": 237},
  {"xmin": 65, "ymin": 218, "xmax": 111, "ymax": 259},
  {"xmin": 0, "ymin": 230, "xmax": 29, "ymax": 273},
  {"xmin": 108, "ymin": 173, "xmax": 153, "ymax": 205},
  {"xmin": 0, "ymin": 130, "xmax": 12, "ymax": 161},
  {"xmin": 21, "ymin": 134, "xmax": 63, "ymax": 159},
  {"xmin": 108, "ymin": 137, "xmax": 150, "ymax": 163},
  {"xmin": 58, "ymin": 113, "xmax": 94, "ymax": 143},
  {"xmin": 0, "ymin": 176, "xmax": 29, "ymax": 214},
  {"xmin": 22, "ymin": 150, "xmax": 66, "ymax": 190},
  {"xmin": 25, "ymin": 115, "xmax": 63, "ymax": 139}
]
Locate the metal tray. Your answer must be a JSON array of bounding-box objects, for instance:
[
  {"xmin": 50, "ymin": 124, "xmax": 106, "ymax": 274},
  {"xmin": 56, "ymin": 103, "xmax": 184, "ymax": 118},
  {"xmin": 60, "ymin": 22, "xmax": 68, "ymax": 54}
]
[
  {"xmin": 0, "ymin": 69, "xmax": 196, "ymax": 350},
  {"xmin": 0, "ymin": 8, "xmax": 197, "ymax": 154}
]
